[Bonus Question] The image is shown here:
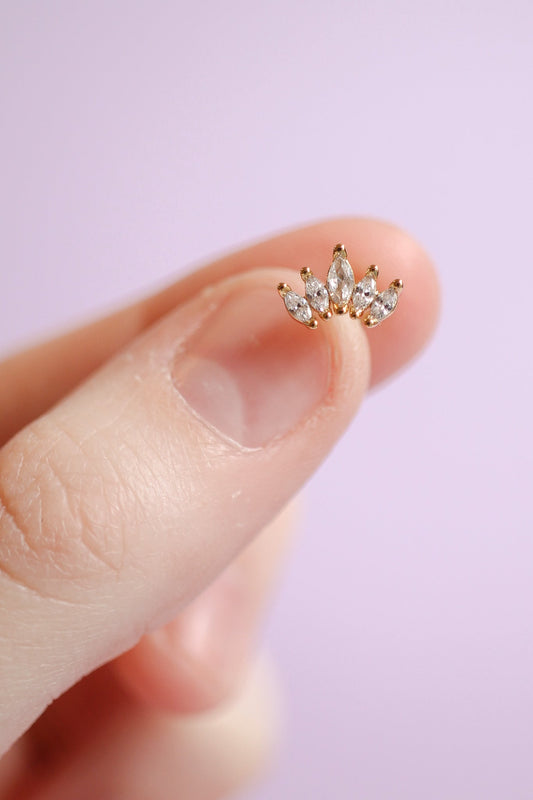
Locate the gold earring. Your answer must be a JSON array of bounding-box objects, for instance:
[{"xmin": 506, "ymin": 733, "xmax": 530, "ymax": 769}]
[{"xmin": 278, "ymin": 244, "xmax": 403, "ymax": 329}]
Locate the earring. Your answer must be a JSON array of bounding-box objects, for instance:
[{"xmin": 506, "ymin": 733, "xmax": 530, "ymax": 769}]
[{"xmin": 278, "ymin": 244, "xmax": 403, "ymax": 329}]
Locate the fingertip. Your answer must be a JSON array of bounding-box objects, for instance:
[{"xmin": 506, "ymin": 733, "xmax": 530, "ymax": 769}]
[
  {"xmin": 322, "ymin": 217, "xmax": 440, "ymax": 386},
  {"xmin": 221, "ymin": 217, "xmax": 440, "ymax": 387},
  {"xmin": 354, "ymin": 219, "xmax": 441, "ymax": 387}
]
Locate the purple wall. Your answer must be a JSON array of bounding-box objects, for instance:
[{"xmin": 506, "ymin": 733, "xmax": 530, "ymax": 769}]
[{"xmin": 2, "ymin": 2, "xmax": 532, "ymax": 797}]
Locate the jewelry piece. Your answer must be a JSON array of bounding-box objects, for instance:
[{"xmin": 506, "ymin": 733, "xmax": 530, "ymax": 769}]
[
  {"xmin": 277, "ymin": 244, "xmax": 403, "ymax": 329},
  {"xmin": 300, "ymin": 268, "xmax": 332, "ymax": 319},
  {"xmin": 277, "ymin": 283, "xmax": 318, "ymax": 328},
  {"xmin": 327, "ymin": 244, "xmax": 354, "ymax": 314}
]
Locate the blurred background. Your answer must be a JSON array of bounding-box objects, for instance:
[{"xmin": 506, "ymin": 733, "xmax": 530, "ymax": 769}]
[{"xmin": 1, "ymin": 1, "xmax": 532, "ymax": 797}]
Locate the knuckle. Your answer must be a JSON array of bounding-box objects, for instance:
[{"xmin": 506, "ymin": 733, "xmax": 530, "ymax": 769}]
[{"xmin": 0, "ymin": 416, "xmax": 129, "ymax": 601}]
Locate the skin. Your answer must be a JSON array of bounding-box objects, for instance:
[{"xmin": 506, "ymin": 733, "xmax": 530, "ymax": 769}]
[{"xmin": 0, "ymin": 218, "xmax": 439, "ymax": 799}]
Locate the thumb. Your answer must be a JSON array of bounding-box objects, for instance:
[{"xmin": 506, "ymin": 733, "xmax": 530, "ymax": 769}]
[{"xmin": 0, "ymin": 266, "xmax": 369, "ymax": 753}]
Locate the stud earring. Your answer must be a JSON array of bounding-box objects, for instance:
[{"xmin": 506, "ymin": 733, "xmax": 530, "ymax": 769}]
[{"xmin": 277, "ymin": 244, "xmax": 403, "ymax": 329}]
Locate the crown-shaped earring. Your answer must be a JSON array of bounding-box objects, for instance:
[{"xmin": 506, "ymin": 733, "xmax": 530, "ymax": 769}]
[{"xmin": 277, "ymin": 244, "xmax": 403, "ymax": 329}]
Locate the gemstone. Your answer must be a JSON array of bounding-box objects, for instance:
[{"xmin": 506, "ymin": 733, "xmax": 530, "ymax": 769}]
[
  {"xmin": 326, "ymin": 254, "xmax": 354, "ymax": 307},
  {"xmin": 283, "ymin": 290, "xmax": 313, "ymax": 324},
  {"xmin": 352, "ymin": 274, "xmax": 377, "ymax": 314},
  {"xmin": 304, "ymin": 274, "xmax": 330, "ymax": 314},
  {"xmin": 368, "ymin": 287, "xmax": 399, "ymax": 324}
]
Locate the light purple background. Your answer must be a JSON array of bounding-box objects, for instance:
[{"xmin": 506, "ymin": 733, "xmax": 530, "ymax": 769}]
[{"xmin": 1, "ymin": 2, "xmax": 532, "ymax": 798}]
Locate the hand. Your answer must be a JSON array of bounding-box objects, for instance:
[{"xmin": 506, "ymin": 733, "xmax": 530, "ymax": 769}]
[{"xmin": 0, "ymin": 219, "xmax": 439, "ymax": 799}]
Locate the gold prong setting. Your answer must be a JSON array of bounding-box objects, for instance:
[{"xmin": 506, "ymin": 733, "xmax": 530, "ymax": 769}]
[
  {"xmin": 277, "ymin": 246, "xmax": 403, "ymax": 329},
  {"xmin": 332, "ymin": 243, "xmax": 347, "ymax": 257}
]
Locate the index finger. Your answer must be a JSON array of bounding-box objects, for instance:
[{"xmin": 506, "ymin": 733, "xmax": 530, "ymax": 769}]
[{"xmin": 0, "ymin": 217, "xmax": 439, "ymax": 445}]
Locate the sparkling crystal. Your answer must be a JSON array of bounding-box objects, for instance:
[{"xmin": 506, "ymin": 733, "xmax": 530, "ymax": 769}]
[
  {"xmin": 368, "ymin": 287, "xmax": 399, "ymax": 324},
  {"xmin": 283, "ymin": 290, "xmax": 313, "ymax": 324},
  {"xmin": 304, "ymin": 274, "xmax": 330, "ymax": 314},
  {"xmin": 326, "ymin": 254, "xmax": 354, "ymax": 307},
  {"xmin": 352, "ymin": 274, "xmax": 378, "ymax": 314}
]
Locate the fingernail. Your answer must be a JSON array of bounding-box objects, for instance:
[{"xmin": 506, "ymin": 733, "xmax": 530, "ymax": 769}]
[{"xmin": 172, "ymin": 274, "xmax": 332, "ymax": 448}]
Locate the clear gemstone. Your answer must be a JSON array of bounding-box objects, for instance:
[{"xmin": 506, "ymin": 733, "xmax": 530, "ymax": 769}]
[
  {"xmin": 283, "ymin": 290, "xmax": 313, "ymax": 324},
  {"xmin": 352, "ymin": 274, "xmax": 377, "ymax": 314},
  {"xmin": 326, "ymin": 255, "xmax": 354, "ymax": 307},
  {"xmin": 305, "ymin": 274, "xmax": 330, "ymax": 313},
  {"xmin": 368, "ymin": 287, "xmax": 399, "ymax": 323}
]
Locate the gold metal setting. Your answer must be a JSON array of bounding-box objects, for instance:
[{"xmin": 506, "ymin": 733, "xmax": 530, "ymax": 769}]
[
  {"xmin": 277, "ymin": 244, "xmax": 403, "ymax": 330},
  {"xmin": 333, "ymin": 243, "xmax": 347, "ymax": 256}
]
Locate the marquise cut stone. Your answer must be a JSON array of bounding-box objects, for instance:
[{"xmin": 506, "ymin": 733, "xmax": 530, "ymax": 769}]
[
  {"xmin": 305, "ymin": 274, "xmax": 330, "ymax": 314},
  {"xmin": 283, "ymin": 290, "xmax": 313, "ymax": 324},
  {"xmin": 352, "ymin": 274, "xmax": 378, "ymax": 314},
  {"xmin": 368, "ymin": 287, "xmax": 398, "ymax": 324},
  {"xmin": 326, "ymin": 255, "xmax": 354, "ymax": 307}
]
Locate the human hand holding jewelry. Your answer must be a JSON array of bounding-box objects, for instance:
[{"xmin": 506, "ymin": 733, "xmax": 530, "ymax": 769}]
[{"xmin": 0, "ymin": 219, "xmax": 439, "ymax": 799}]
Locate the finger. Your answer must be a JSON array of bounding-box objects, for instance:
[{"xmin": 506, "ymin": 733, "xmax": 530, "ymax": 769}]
[
  {"xmin": 6, "ymin": 659, "xmax": 279, "ymax": 800},
  {"xmin": 0, "ymin": 217, "xmax": 439, "ymax": 445},
  {"xmin": 0, "ymin": 265, "xmax": 370, "ymax": 753},
  {"xmin": 0, "ymin": 742, "xmax": 26, "ymax": 794},
  {"xmin": 112, "ymin": 502, "xmax": 298, "ymax": 714}
]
